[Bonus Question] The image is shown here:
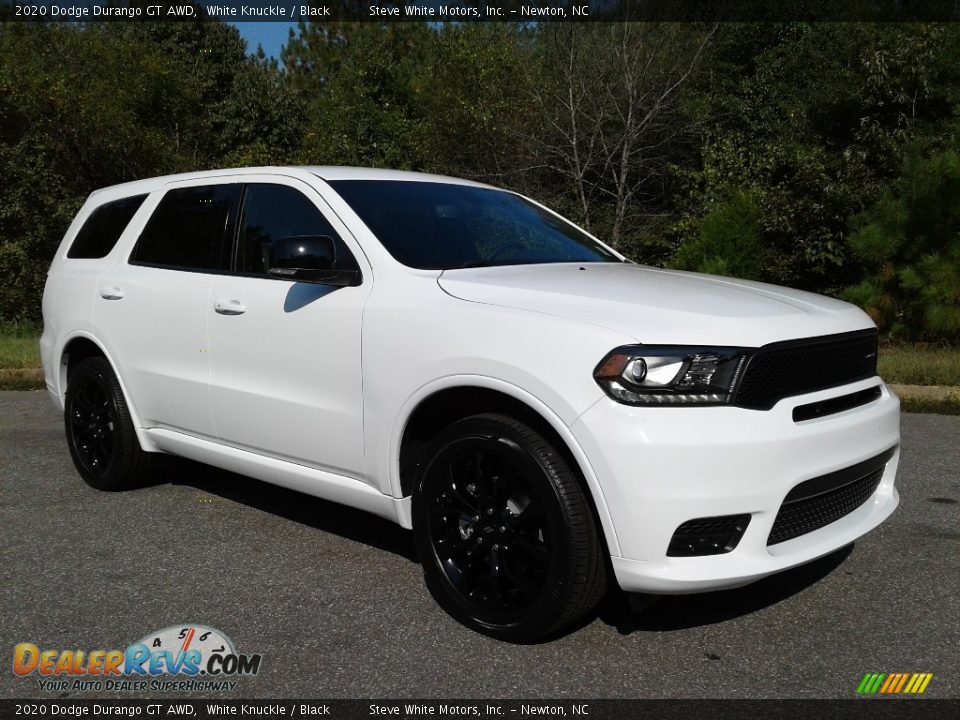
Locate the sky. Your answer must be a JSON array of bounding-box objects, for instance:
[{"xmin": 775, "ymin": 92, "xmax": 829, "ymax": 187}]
[{"xmin": 233, "ymin": 22, "xmax": 299, "ymax": 59}]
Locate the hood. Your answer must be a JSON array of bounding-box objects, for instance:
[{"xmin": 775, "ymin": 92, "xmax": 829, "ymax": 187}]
[{"xmin": 437, "ymin": 263, "xmax": 874, "ymax": 346}]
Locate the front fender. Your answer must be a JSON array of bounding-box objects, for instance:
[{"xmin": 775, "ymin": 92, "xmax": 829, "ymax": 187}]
[{"xmin": 385, "ymin": 374, "xmax": 621, "ymax": 556}]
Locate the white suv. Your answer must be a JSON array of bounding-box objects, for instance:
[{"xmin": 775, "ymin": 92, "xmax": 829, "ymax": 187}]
[{"xmin": 41, "ymin": 167, "xmax": 901, "ymax": 641}]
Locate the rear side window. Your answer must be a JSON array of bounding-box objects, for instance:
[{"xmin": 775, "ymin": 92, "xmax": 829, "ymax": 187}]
[
  {"xmin": 130, "ymin": 185, "xmax": 237, "ymax": 271},
  {"xmin": 67, "ymin": 194, "xmax": 147, "ymax": 259}
]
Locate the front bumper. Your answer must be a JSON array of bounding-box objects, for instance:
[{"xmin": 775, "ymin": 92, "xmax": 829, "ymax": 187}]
[{"xmin": 571, "ymin": 377, "xmax": 900, "ymax": 594}]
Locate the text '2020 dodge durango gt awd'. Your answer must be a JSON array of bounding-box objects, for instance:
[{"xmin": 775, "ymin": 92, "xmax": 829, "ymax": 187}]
[{"xmin": 41, "ymin": 167, "xmax": 900, "ymax": 641}]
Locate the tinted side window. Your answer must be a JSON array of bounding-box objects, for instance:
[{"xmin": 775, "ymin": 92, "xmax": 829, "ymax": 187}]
[
  {"xmin": 131, "ymin": 185, "xmax": 237, "ymax": 271},
  {"xmin": 238, "ymin": 184, "xmax": 359, "ymax": 275},
  {"xmin": 68, "ymin": 194, "xmax": 147, "ymax": 259}
]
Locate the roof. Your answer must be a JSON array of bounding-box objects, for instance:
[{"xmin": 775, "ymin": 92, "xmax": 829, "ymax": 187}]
[
  {"xmin": 305, "ymin": 166, "xmax": 494, "ymax": 188},
  {"xmin": 87, "ymin": 166, "xmax": 496, "ymax": 200}
]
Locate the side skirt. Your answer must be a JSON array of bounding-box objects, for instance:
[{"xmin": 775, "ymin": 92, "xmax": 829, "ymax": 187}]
[{"xmin": 144, "ymin": 427, "xmax": 412, "ymax": 528}]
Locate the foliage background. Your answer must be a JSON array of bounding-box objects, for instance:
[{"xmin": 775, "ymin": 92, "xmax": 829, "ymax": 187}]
[{"xmin": 1, "ymin": 16, "xmax": 958, "ymax": 341}]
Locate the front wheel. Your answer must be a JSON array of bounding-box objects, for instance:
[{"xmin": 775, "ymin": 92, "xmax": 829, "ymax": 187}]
[
  {"xmin": 64, "ymin": 356, "xmax": 153, "ymax": 491},
  {"xmin": 412, "ymin": 413, "xmax": 606, "ymax": 642}
]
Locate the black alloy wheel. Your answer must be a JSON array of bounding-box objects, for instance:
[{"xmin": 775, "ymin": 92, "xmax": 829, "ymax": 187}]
[
  {"xmin": 68, "ymin": 372, "xmax": 117, "ymax": 477},
  {"xmin": 428, "ymin": 439, "xmax": 552, "ymax": 617},
  {"xmin": 413, "ymin": 413, "xmax": 606, "ymax": 642},
  {"xmin": 64, "ymin": 356, "xmax": 153, "ymax": 491}
]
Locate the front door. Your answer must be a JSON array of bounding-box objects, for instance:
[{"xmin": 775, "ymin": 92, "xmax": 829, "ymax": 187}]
[{"xmin": 207, "ymin": 178, "xmax": 371, "ymax": 481}]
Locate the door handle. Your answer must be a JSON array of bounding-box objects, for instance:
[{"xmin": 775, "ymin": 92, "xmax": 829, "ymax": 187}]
[
  {"xmin": 214, "ymin": 300, "xmax": 246, "ymax": 316},
  {"xmin": 99, "ymin": 287, "xmax": 124, "ymax": 300}
]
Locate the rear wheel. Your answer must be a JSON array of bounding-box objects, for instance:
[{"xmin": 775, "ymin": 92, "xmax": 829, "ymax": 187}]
[
  {"xmin": 412, "ymin": 413, "xmax": 606, "ymax": 642},
  {"xmin": 64, "ymin": 356, "xmax": 153, "ymax": 491}
]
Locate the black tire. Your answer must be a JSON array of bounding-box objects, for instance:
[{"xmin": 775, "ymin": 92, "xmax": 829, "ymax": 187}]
[
  {"xmin": 412, "ymin": 413, "xmax": 606, "ymax": 642},
  {"xmin": 64, "ymin": 356, "xmax": 153, "ymax": 491}
]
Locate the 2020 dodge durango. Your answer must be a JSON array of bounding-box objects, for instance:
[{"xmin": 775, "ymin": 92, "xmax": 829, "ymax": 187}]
[{"xmin": 41, "ymin": 167, "xmax": 901, "ymax": 641}]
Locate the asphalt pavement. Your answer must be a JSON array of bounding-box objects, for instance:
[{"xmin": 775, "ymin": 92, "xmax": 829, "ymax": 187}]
[{"xmin": 1, "ymin": 391, "xmax": 957, "ymax": 699}]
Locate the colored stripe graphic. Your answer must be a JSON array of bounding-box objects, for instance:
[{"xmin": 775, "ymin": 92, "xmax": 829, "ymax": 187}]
[
  {"xmin": 913, "ymin": 673, "xmax": 933, "ymax": 694},
  {"xmin": 857, "ymin": 673, "xmax": 933, "ymax": 695},
  {"xmin": 879, "ymin": 674, "xmax": 897, "ymax": 693},
  {"xmin": 857, "ymin": 672, "xmax": 884, "ymax": 694}
]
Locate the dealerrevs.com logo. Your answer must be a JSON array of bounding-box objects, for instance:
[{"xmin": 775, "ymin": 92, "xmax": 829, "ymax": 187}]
[{"xmin": 13, "ymin": 624, "xmax": 262, "ymax": 692}]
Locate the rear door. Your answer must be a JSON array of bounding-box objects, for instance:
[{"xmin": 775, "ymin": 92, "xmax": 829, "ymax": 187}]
[
  {"xmin": 94, "ymin": 180, "xmax": 240, "ymax": 437},
  {"xmin": 206, "ymin": 177, "xmax": 372, "ymax": 480}
]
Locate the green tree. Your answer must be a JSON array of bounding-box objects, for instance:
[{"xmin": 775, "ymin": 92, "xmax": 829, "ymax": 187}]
[
  {"xmin": 210, "ymin": 56, "xmax": 306, "ymax": 167},
  {"xmin": 843, "ymin": 149, "xmax": 960, "ymax": 342},
  {"xmin": 284, "ymin": 22, "xmax": 432, "ymax": 168},
  {"xmin": 673, "ymin": 23, "xmax": 960, "ymax": 291},
  {"xmin": 674, "ymin": 191, "xmax": 771, "ymax": 279},
  {"xmin": 0, "ymin": 22, "xmax": 201, "ymax": 321},
  {"xmin": 419, "ymin": 24, "xmax": 538, "ymax": 185},
  {"xmin": 0, "ymin": 18, "xmax": 302, "ymax": 322}
]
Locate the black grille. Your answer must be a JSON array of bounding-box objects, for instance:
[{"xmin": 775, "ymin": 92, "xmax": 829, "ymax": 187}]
[
  {"xmin": 735, "ymin": 330, "xmax": 879, "ymax": 411},
  {"xmin": 767, "ymin": 448, "xmax": 894, "ymax": 546}
]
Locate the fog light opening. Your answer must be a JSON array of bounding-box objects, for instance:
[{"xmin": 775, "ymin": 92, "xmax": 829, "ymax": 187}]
[{"xmin": 667, "ymin": 514, "xmax": 751, "ymax": 557}]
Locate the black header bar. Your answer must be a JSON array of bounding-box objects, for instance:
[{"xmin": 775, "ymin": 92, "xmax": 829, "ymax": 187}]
[
  {"xmin": 2, "ymin": 0, "xmax": 959, "ymax": 23},
  {"xmin": 1, "ymin": 700, "xmax": 960, "ymax": 720}
]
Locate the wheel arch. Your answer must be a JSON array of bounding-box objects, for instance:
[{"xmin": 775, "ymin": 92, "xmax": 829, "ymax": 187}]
[
  {"xmin": 58, "ymin": 331, "xmax": 159, "ymax": 453},
  {"xmin": 393, "ymin": 377, "xmax": 621, "ymax": 557}
]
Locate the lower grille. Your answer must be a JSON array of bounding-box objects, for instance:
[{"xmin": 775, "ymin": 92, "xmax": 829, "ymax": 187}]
[{"xmin": 768, "ymin": 448, "xmax": 894, "ymax": 546}]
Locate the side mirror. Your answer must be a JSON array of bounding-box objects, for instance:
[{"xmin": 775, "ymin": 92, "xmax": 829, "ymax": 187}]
[{"xmin": 267, "ymin": 235, "xmax": 360, "ymax": 286}]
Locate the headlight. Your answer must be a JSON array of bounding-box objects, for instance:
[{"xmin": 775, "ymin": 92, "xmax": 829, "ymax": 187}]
[{"xmin": 593, "ymin": 346, "xmax": 753, "ymax": 406}]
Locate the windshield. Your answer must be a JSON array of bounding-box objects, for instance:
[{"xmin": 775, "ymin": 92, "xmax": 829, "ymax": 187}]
[{"xmin": 328, "ymin": 180, "xmax": 621, "ymax": 270}]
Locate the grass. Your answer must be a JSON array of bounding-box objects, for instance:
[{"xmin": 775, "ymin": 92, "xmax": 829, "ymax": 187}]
[
  {"xmin": 0, "ymin": 321, "xmax": 41, "ymax": 370},
  {"xmin": 897, "ymin": 395, "xmax": 960, "ymax": 416},
  {"xmin": 0, "ymin": 321, "xmax": 42, "ymax": 387},
  {"xmin": 0, "ymin": 335, "xmax": 41, "ymax": 370},
  {"xmin": 0, "ymin": 371, "xmax": 44, "ymax": 390},
  {"xmin": 878, "ymin": 345, "xmax": 960, "ymax": 386}
]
